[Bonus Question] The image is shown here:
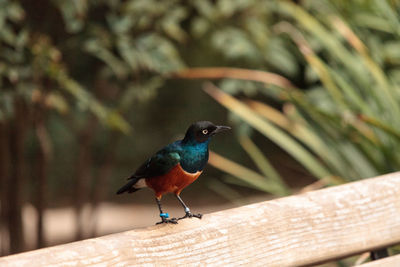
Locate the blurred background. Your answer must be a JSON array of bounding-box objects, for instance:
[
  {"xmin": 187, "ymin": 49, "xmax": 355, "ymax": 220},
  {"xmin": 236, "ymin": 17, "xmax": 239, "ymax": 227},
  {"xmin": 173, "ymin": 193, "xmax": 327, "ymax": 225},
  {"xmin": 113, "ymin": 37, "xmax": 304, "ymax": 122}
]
[{"xmin": 1, "ymin": 0, "xmax": 400, "ymax": 265}]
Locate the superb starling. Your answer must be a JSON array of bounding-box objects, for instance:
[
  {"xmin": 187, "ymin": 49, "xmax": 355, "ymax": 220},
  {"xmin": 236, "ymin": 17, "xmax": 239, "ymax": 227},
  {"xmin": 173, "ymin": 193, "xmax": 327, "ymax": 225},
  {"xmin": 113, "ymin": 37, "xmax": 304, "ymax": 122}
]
[{"xmin": 117, "ymin": 121, "xmax": 231, "ymax": 224}]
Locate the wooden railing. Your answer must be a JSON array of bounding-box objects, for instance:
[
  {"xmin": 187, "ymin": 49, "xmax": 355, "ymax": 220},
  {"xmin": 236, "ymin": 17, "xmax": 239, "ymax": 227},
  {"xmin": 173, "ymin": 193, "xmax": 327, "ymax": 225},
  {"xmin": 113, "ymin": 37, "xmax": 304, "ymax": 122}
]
[{"xmin": 1, "ymin": 172, "xmax": 400, "ymax": 266}]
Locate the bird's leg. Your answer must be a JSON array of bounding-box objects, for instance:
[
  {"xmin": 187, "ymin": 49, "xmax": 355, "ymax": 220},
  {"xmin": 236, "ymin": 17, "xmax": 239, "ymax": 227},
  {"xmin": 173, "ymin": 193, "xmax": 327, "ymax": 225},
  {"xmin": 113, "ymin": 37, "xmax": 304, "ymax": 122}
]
[
  {"xmin": 175, "ymin": 194, "xmax": 202, "ymax": 220},
  {"xmin": 155, "ymin": 197, "xmax": 177, "ymax": 225}
]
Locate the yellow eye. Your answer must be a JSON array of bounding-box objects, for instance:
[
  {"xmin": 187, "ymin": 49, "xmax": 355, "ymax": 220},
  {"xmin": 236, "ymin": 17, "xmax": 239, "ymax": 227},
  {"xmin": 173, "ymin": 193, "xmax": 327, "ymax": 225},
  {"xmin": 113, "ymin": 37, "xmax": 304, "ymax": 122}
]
[{"xmin": 202, "ymin": 129, "xmax": 208, "ymax": 135}]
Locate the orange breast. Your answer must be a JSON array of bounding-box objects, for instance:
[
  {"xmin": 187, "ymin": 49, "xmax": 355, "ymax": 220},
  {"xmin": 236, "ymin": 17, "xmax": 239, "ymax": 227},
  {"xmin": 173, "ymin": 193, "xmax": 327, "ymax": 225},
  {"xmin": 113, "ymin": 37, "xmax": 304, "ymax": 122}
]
[{"xmin": 145, "ymin": 164, "xmax": 202, "ymax": 199}]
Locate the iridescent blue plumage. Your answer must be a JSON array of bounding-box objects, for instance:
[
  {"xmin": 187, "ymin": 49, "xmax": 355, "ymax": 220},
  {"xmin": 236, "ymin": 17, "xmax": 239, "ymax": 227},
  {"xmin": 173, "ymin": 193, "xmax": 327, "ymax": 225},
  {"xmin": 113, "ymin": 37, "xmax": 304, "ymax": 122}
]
[
  {"xmin": 116, "ymin": 121, "xmax": 230, "ymax": 224},
  {"xmin": 177, "ymin": 139, "xmax": 210, "ymax": 173},
  {"xmin": 122, "ymin": 121, "xmax": 219, "ymax": 183},
  {"xmin": 129, "ymin": 131, "xmax": 210, "ymax": 182}
]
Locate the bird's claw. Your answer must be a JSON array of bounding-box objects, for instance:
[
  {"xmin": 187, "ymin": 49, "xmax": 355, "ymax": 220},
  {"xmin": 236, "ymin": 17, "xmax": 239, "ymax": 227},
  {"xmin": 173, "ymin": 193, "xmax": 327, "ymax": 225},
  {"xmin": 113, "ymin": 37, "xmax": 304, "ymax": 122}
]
[
  {"xmin": 156, "ymin": 217, "xmax": 178, "ymax": 225},
  {"xmin": 178, "ymin": 212, "xmax": 202, "ymax": 220},
  {"xmin": 192, "ymin": 213, "xmax": 202, "ymax": 219}
]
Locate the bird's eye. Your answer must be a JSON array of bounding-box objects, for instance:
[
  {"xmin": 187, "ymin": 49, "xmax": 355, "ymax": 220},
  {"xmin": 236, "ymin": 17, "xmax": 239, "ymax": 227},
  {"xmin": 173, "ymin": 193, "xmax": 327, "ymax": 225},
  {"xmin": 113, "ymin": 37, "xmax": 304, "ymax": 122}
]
[{"xmin": 202, "ymin": 129, "xmax": 208, "ymax": 135}]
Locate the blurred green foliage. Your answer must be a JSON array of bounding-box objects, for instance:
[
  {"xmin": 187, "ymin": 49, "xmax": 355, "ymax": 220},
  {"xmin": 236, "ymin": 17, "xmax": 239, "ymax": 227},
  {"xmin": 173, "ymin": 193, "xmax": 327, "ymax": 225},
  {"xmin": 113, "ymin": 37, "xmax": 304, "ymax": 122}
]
[
  {"xmin": 1, "ymin": 0, "xmax": 399, "ymax": 261},
  {"xmin": 203, "ymin": 0, "xmax": 400, "ymax": 197},
  {"xmin": 1, "ymin": 0, "xmax": 400, "ymax": 202},
  {"xmin": 0, "ymin": 0, "xmax": 290, "ymax": 205}
]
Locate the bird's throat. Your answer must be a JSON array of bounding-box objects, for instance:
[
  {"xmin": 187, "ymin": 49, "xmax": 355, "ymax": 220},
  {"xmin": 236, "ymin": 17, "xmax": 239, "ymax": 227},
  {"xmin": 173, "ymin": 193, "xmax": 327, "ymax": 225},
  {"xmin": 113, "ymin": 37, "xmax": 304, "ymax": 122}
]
[{"xmin": 179, "ymin": 141, "xmax": 209, "ymax": 173}]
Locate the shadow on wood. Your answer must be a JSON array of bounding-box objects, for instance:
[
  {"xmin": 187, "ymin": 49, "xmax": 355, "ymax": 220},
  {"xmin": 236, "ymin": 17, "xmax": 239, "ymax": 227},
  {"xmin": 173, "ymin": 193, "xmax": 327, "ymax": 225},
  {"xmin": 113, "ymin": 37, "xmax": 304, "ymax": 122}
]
[{"xmin": 1, "ymin": 172, "xmax": 400, "ymax": 266}]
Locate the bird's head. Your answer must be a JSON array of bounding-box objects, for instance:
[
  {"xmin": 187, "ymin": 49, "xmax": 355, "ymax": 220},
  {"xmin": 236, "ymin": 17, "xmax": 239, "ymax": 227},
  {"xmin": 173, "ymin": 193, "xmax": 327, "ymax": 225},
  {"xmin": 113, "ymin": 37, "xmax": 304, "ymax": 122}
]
[{"xmin": 182, "ymin": 121, "xmax": 231, "ymax": 144}]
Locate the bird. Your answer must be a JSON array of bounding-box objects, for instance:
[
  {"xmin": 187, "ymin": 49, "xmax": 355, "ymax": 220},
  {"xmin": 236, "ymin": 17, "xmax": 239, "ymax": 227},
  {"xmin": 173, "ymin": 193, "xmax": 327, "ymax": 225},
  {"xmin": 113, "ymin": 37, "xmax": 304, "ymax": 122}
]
[{"xmin": 116, "ymin": 121, "xmax": 231, "ymax": 224}]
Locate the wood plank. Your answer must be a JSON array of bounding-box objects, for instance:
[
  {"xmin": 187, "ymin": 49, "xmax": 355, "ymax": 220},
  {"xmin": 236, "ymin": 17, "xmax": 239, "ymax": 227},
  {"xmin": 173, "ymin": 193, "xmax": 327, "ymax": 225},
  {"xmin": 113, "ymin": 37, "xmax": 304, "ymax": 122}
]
[
  {"xmin": 1, "ymin": 172, "xmax": 400, "ymax": 266},
  {"xmin": 358, "ymin": 254, "xmax": 400, "ymax": 267}
]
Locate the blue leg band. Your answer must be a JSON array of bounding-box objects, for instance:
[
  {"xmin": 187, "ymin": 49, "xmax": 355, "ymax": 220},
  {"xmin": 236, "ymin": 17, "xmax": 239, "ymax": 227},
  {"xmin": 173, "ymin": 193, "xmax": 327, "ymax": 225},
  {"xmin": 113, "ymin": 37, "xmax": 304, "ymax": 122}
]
[{"xmin": 160, "ymin": 213, "xmax": 169, "ymax": 218}]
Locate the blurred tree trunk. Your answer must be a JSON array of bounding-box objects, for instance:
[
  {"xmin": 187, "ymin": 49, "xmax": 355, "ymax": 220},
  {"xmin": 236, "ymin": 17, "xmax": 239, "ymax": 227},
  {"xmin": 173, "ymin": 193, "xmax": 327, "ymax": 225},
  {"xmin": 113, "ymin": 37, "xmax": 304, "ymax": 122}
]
[
  {"xmin": 8, "ymin": 98, "xmax": 28, "ymax": 254},
  {"xmin": 33, "ymin": 98, "xmax": 52, "ymax": 249},
  {"xmin": 74, "ymin": 116, "xmax": 97, "ymax": 241},
  {"xmin": 90, "ymin": 131, "xmax": 120, "ymax": 237},
  {"xmin": 0, "ymin": 121, "xmax": 10, "ymax": 256}
]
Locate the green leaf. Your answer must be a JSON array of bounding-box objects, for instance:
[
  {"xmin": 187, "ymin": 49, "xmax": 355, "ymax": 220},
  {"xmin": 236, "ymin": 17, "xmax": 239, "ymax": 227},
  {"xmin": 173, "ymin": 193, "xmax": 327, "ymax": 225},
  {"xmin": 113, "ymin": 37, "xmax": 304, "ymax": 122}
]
[
  {"xmin": 209, "ymin": 151, "xmax": 287, "ymax": 196},
  {"xmin": 204, "ymin": 83, "xmax": 333, "ymax": 180},
  {"xmin": 239, "ymin": 135, "xmax": 290, "ymax": 195},
  {"xmin": 55, "ymin": 70, "xmax": 132, "ymax": 134}
]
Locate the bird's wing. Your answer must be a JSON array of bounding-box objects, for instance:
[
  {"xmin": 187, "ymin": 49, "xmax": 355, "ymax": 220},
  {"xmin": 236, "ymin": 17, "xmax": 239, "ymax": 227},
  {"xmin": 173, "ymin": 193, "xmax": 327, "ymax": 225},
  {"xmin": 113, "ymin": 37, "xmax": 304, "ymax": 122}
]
[{"xmin": 130, "ymin": 146, "xmax": 181, "ymax": 179}]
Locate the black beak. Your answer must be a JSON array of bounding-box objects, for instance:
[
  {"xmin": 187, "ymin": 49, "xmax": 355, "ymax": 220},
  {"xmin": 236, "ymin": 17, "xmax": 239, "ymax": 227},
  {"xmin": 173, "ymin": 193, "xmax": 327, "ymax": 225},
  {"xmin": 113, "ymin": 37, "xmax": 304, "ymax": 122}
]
[{"xmin": 212, "ymin": 125, "xmax": 231, "ymax": 135}]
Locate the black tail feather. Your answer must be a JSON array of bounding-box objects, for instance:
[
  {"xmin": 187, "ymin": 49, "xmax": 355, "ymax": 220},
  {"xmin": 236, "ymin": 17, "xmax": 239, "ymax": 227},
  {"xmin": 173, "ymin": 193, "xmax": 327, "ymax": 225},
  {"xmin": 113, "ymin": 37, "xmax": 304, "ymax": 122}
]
[{"xmin": 116, "ymin": 177, "xmax": 141, "ymax": 194}]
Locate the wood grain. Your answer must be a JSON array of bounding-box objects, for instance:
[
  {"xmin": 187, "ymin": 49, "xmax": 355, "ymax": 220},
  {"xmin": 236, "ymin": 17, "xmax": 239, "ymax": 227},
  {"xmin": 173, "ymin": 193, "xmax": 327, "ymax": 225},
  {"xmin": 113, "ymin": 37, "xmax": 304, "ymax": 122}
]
[{"xmin": 2, "ymin": 172, "xmax": 400, "ymax": 266}]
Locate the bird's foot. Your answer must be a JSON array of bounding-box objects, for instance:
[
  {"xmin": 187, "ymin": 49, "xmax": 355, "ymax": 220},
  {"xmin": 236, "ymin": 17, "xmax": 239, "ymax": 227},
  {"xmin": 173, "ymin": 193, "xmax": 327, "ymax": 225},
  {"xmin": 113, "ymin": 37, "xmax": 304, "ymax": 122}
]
[
  {"xmin": 156, "ymin": 218, "xmax": 178, "ymax": 225},
  {"xmin": 178, "ymin": 212, "xmax": 202, "ymax": 220},
  {"xmin": 156, "ymin": 213, "xmax": 178, "ymax": 225}
]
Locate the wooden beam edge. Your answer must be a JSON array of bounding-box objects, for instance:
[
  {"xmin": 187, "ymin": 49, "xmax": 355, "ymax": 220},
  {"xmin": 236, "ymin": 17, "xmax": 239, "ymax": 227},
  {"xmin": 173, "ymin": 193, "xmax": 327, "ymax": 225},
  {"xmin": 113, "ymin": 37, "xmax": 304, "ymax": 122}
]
[
  {"xmin": 1, "ymin": 172, "xmax": 400, "ymax": 266},
  {"xmin": 358, "ymin": 254, "xmax": 400, "ymax": 267}
]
